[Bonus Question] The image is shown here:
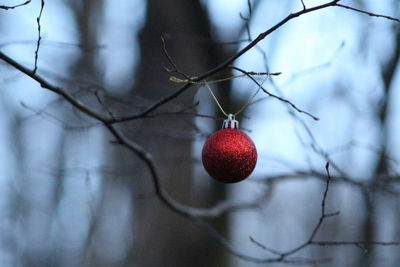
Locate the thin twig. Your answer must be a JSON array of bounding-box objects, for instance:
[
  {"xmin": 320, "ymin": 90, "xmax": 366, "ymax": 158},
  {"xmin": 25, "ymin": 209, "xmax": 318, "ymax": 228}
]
[
  {"xmin": 249, "ymin": 236, "xmax": 282, "ymax": 255},
  {"xmin": 311, "ymin": 240, "xmax": 400, "ymax": 254},
  {"xmin": 94, "ymin": 89, "xmax": 116, "ymax": 120},
  {"xmin": 0, "ymin": 51, "xmax": 108, "ymax": 121},
  {"xmin": 300, "ymin": 0, "xmax": 306, "ymax": 10},
  {"xmin": 161, "ymin": 35, "xmax": 191, "ymax": 80},
  {"xmin": 33, "ymin": 0, "xmax": 45, "ymax": 74},
  {"xmin": 308, "ymin": 162, "xmax": 336, "ymax": 241},
  {"xmin": 247, "ymin": 0, "xmax": 252, "ymax": 16},
  {"xmin": 311, "ymin": 240, "xmax": 400, "ymax": 246},
  {"xmin": 108, "ymin": 0, "xmax": 341, "ymax": 124},
  {"xmin": 194, "ymin": 217, "xmax": 331, "ymax": 264},
  {"xmin": 239, "ymin": 0, "xmax": 253, "ymax": 40},
  {"xmin": 20, "ymin": 101, "xmax": 99, "ymax": 131},
  {"xmin": 248, "ymin": 163, "xmax": 400, "ymax": 262},
  {"xmin": 249, "ymin": 163, "xmax": 337, "ymax": 262},
  {"xmin": 0, "ymin": 0, "xmax": 31, "ymax": 10},
  {"xmin": 266, "ymin": 67, "xmax": 348, "ymax": 175},
  {"xmin": 230, "ymin": 66, "xmax": 319, "ymax": 120},
  {"xmin": 336, "ymin": 4, "xmax": 400, "ymax": 23},
  {"xmin": 258, "ymin": 169, "xmax": 362, "ymax": 187},
  {"xmin": 272, "ymin": 163, "xmax": 337, "ymax": 258}
]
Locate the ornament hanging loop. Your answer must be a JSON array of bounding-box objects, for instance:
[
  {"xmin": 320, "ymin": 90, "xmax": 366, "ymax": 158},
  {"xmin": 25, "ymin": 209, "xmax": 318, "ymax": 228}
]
[{"xmin": 222, "ymin": 114, "xmax": 239, "ymax": 129}]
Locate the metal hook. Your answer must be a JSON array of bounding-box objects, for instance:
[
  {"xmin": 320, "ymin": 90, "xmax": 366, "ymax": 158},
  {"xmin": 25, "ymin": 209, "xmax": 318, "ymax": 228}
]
[{"xmin": 222, "ymin": 114, "xmax": 239, "ymax": 129}]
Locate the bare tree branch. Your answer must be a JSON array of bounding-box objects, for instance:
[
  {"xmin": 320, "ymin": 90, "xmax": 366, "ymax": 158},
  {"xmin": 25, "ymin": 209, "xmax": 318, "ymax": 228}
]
[
  {"xmin": 239, "ymin": 0, "xmax": 253, "ymax": 40},
  {"xmin": 108, "ymin": 0, "xmax": 342, "ymax": 124},
  {"xmin": 106, "ymin": 1, "xmax": 400, "ymax": 126},
  {"xmin": 249, "ymin": 162, "xmax": 400, "ymax": 263},
  {"xmin": 0, "ymin": 51, "xmax": 109, "ymax": 122},
  {"xmin": 0, "ymin": 50, "xmax": 346, "ymax": 265},
  {"xmin": 300, "ymin": 0, "xmax": 306, "ymax": 10},
  {"xmin": 161, "ymin": 35, "xmax": 191, "ymax": 81},
  {"xmin": 20, "ymin": 101, "xmax": 99, "ymax": 131},
  {"xmin": 249, "ymin": 236, "xmax": 281, "ymax": 255},
  {"xmin": 33, "ymin": 0, "xmax": 45, "ymax": 74},
  {"xmin": 230, "ymin": 66, "xmax": 320, "ymax": 121},
  {"xmin": 311, "ymin": 240, "xmax": 400, "ymax": 247},
  {"xmin": 336, "ymin": 4, "xmax": 400, "ymax": 23},
  {"xmin": 0, "ymin": 50, "xmax": 267, "ymax": 218},
  {"xmin": 246, "ymin": 162, "xmax": 337, "ymax": 262},
  {"xmin": 308, "ymin": 162, "xmax": 338, "ymax": 241},
  {"xmin": 0, "ymin": 0, "xmax": 31, "ymax": 10},
  {"xmin": 2, "ymin": 0, "xmax": 400, "ymax": 263}
]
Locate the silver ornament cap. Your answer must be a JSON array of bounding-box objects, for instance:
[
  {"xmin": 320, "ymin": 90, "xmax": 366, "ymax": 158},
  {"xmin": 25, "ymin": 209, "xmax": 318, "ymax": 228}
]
[{"xmin": 222, "ymin": 114, "xmax": 239, "ymax": 129}]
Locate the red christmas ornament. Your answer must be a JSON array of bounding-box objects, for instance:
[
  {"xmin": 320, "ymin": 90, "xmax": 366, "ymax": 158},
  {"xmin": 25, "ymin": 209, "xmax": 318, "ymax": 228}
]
[{"xmin": 202, "ymin": 114, "xmax": 257, "ymax": 183}]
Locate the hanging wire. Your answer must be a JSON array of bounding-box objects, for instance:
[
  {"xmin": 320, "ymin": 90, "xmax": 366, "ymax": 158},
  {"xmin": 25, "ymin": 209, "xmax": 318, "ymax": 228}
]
[
  {"xmin": 169, "ymin": 72, "xmax": 271, "ymax": 117},
  {"xmin": 204, "ymin": 73, "xmax": 270, "ymax": 117},
  {"xmin": 204, "ymin": 81, "xmax": 229, "ymax": 117},
  {"xmin": 233, "ymin": 73, "xmax": 269, "ymax": 116}
]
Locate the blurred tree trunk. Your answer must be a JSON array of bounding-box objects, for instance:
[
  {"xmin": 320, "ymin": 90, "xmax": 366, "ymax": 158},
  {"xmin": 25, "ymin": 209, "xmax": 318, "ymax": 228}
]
[
  {"xmin": 62, "ymin": 0, "xmax": 104, "ymax": 266},
  {"xmin": 358, "ymin": 28, "xmax": 400, "ymax": 267},
  {"xmin": 68, "ymin": 0, "xmax": 104, "ymax": 81},
  {"xmin": 105, "ymin": 1, "xmax": 237, "ymax": 266}
]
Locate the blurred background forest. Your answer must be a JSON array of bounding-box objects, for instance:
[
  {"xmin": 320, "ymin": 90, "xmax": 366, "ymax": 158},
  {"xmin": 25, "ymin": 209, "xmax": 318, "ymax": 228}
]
[{"xmin": 1, "ymin": 0, "xmax": 400, "ymax": 266}]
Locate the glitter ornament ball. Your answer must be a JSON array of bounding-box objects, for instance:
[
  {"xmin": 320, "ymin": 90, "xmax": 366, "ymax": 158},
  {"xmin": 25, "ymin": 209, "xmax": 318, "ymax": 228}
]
[{"xmin": 202, "ymin": 115, "xmax": 257, "ymax": 183}]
